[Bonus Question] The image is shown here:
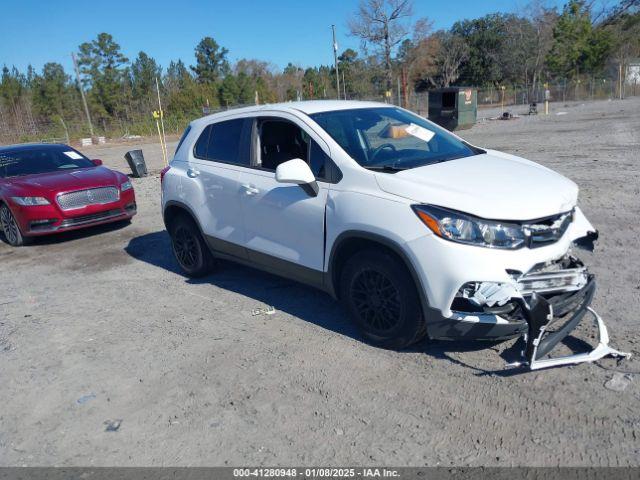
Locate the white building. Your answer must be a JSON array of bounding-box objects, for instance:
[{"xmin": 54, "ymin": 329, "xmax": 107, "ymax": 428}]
[{"xmin": 627, "ymin": 59, "xmax": 640, "ymax": 85}]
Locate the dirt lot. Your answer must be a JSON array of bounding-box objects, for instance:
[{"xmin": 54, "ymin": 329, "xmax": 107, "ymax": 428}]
[{"xmin": 1, "ymin": 98, "xmax": 639, "ymax": 466}]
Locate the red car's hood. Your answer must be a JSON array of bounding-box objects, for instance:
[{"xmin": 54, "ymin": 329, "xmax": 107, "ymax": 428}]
[{"xmin": 10, "ymin": 167, "xmax": 123, "ymax": 194}]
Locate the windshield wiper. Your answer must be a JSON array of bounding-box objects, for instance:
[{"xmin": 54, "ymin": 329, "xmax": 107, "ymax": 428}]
[{"xmin": 363, "ymin": 165, "xmax": 406, "ymax": 173}]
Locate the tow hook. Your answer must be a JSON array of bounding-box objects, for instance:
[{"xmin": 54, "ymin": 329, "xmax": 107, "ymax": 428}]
[{"xmin": 508, "ymin": 289, "xmax": 631, "ymax": 371}]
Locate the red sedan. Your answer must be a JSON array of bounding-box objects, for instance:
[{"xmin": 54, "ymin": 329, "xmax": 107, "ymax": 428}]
[{"xmin": 0, "ymin": 143, "xmax": 136, "ymax": 246}]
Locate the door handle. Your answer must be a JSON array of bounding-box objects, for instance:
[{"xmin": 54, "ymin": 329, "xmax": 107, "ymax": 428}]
[
  {"xmin": 241, "ymin": 184, "xmax": 260, "ymax": 195},
  {"xmin": 187, "ymin": 168, "xmax": 200, "ymax": 178}
]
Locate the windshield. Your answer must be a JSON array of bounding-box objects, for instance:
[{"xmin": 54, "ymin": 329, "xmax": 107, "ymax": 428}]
[
  {"xmin": 310, "ymin": 107, "xmax": 480, "ymax": 171},
  {"xmin": 0, "ymin": 145, "xmax": 95, "ymax": 178}
]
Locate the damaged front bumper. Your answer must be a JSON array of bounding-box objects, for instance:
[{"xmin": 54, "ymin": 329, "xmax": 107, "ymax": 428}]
[
  {"xmin": 429, "ymin": 254, "xmax": 630, "ymax": 370},
  {"xmin": 513, "ymin": 289, "xmax": 631, "ymax": 370}
]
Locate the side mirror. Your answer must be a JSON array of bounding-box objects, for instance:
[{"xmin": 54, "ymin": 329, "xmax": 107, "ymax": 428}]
[
  {"xmin": 275, "ymin": 159, "xmax": 319, "ymax": 196},
  {"xmin": 92, "ymin": 159, "xmax": 103, "ymax": 166},
  {"xmin": 275, "ymin": 159, "xmax": 314, "ymax": 184}
]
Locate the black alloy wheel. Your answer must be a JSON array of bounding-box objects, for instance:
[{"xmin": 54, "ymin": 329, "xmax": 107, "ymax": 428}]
[
  {"xmin": 169, "ymin": 215, "xmax": 214, "ymax": 277},
  {"xmin": 350, "ymin": 268, "xmax": 402, "ymax": 333},
  {"xmin": 340, "ymin": 249, "xmax": 426, "ymax": 349}
]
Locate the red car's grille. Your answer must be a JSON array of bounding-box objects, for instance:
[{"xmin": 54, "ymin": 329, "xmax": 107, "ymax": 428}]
[
  {"xmin": 56, "ymin": 187, "xmax": 119, "ymax": 211},
  {"xmin": 59, "ymin": 209, "xmax": 124, "ymax": 227}
]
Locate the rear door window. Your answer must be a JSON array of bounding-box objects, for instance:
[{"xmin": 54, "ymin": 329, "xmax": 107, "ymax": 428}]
[{"xmin": 193, "ymin": 118, "xmax": 247, "ymax": 166}]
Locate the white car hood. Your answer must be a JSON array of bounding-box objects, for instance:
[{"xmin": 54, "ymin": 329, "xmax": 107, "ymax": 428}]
[{"xmin": 375, "ymin": 150, "xmax": 579, "ymax": 220}]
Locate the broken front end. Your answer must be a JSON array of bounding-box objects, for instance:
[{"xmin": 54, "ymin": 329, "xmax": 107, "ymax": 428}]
[{"xmin": 424, "ymin": 209, "xmax": 629, "ymax": 370}]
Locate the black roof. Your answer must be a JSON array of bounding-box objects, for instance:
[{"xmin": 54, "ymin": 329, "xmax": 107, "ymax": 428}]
[{"xmin": 0, "ymin": 143, "xmax": 70, "ymax": 154}]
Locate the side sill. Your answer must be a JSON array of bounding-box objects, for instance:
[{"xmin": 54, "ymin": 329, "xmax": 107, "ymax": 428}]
[{"xmin": 204, "ymin": 234, "xmax": 327, "ymax": 292}]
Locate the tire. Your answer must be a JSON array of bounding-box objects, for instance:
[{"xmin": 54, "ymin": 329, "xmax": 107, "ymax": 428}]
[
  {"xmin": 168, "ymin": 215, "xmax": 214, "ymax": 277},
  {"xmin": 0, "ymin": 204, "xmax": 29, "ymax": 247},
  {"xmin": 340, "ymin": 249, "xmax": 426, "ymax": 350}
]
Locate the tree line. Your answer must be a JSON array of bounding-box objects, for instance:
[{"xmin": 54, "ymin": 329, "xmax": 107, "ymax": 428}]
[{"xmin": 0, "ymin": 0, "xmax": 638, "ymax": 142}]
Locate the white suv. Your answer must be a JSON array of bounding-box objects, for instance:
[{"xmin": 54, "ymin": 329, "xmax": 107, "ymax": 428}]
[{"xmin": 161, "ymin": 101, "xmax": 602, "ymax": 363}]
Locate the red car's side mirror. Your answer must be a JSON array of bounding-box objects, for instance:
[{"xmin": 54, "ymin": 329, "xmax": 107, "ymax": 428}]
[{"xmin": 92, "ymin": 159, "xmax": 103, "ymax": 166}]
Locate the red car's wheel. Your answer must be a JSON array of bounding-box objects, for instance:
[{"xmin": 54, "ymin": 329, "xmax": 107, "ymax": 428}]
[{"xmin": 0, "ymin": 204, "xmax": 28, "ymax": 247}]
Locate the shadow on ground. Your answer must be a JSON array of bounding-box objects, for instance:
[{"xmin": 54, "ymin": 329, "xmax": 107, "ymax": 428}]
[
  {"xmin": 124, "ymin": 230, "xmax": 594, "ymax": 376},
  {"xmin": 9, "ymin": 219, "xmax": 132, "ymax": 247}
]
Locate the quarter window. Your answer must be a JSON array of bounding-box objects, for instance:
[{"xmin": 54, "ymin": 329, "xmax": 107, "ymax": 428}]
[
  {"xmin": 175, "ymin": 125, "xmax": 192, "ymax": 155},
  {"xmin": 194, "ymin": 125, "xmax": 210, "ymax": 159}
]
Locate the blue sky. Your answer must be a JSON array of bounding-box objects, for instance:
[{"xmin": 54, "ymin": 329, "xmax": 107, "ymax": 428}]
[{"xmin": 1, "ymin": 0, "xmax": 567, "ymax": 75}]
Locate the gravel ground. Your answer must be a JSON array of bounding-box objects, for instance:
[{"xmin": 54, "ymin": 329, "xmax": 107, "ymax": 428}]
[{"xmin": 1, "ymin": 98, "xmax": 639, "ymax": 467}]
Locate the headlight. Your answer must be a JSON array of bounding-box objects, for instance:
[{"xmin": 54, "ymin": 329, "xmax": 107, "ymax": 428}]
[
  {"xmin": 121, "ymin": 181, "xmax": 133, "ymax": 192},
  {"xmin": 413, "ymin": 205, "xmax": 526, "ymax": 249},
  {"xmin": 11, "ymin": 196, "xmax": 50, "ymax": 206}
]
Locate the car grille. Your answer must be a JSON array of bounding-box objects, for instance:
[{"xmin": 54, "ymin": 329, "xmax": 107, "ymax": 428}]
[
  {"xmin": 514, "ymin": 255, "xmax": 588, "ymax": 295},
  {"xmin": 60, "ymin": 209, "xmax": 124, "ymax": 227},
  {"xmin": 522, "ymin": 210, "xmax": 573, "ymax": 248},
  {"xmin": 57, "ymin": 187, "xmax": 120, "ymax": 211}
]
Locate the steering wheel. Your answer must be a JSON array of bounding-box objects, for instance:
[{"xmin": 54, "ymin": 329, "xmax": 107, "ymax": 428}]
[{"xmin": 369, "ymin": 143, "xmax": 397, "ymax": 163}]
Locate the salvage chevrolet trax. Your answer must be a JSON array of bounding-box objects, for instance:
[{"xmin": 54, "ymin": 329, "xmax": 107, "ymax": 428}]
[{"xmin": 161, "ymin": 101, "xmax": 628, "ymax": 370}]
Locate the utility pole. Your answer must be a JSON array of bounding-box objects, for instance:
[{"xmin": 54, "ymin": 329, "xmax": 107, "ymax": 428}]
[
  {"xmin": 342, "ymin": 70, "xmax": 346, "ymax": 100},
  {"xmin": 72, "ymin": 52, "xmax": 94, "ymax": 137},
  {"xmin": 402, "ymin": 67, "xmax": 409, "ymax": 109},
  {"xmin": 332, "ymin": 25, "xmax": 340, "ymax": 100}
]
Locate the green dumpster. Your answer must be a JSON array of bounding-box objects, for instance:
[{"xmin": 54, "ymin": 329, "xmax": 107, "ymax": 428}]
[{"xmin": 427, "ymin": 87, "xmax": 477, "ymax": 131}]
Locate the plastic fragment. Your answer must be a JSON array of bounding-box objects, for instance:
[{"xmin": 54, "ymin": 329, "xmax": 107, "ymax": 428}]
[
  {"xmin": 104, "ymin": 419, "xmax": 122, "ymax": 432},
  {"xmin": 604, "ymin": 373, "xmax": 632, "ymax": 392},
  {"xmin": 251, "ymin": 306, "xmax": 276, "ymax": 316},
  {"xmin": 77, "ymin": 393, "xmax": 96, "ymax": 405}
]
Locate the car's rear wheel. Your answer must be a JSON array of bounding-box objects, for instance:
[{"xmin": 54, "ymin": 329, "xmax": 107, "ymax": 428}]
[
  {"xmin": 169, "ymin": 215, "xmax": 214, "ymax": 277},
  {"xmin": 340, "ymin": 249, "xmax": 426, "ymax": 349},
  {"xmin": 0, "ymin": 204, "xmax": 28, "ymax": 247}
]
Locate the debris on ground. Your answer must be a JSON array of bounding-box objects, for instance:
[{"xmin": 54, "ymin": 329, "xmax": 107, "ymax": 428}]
[
  {"xmin": 488, "ymin": 111, "xmax": 519, "ymax": 121},
  {"xmin": 604, "ymin": 373, "xmax": 633, "ymax": 392},
  {"xmin": 104, "ymin": 419, "xmax": 122, "ymax": 432},
  {"xmin": 76, "ymin": 393, "xmax": 96, "ymax": 405},
  {"xmin": 251, "ymin": 306, "xmax": 276, "ymax": 316}
]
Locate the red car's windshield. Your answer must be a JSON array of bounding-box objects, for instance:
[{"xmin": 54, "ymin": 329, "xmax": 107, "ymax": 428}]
[{"xmin": 0, "ymin": 145, "xmax": 95, "ymax": 178}]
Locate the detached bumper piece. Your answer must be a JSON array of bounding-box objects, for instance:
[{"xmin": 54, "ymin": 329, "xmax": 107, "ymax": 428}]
[{"xmin": 513, "ymin": 278, "xmax": 631, "ymax": 370}]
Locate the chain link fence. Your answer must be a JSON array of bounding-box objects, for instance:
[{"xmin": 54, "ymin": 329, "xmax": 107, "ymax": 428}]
[
  {"xmin": 0, "ymin": 112, "xmax": 189, "ymax": 146},
  {"xmin": 1, "ymin": 75, "xmax": 638, "ymax": 146},
  {"xmin": 476, "ymin": 77, "xmax": 638, "ymax": 108}
]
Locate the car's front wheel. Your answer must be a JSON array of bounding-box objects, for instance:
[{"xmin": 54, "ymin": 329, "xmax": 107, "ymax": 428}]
[
  {"xmin": 168, "ymin": 215, "xmax": 214, "ymax": 277},
  {"xmin": 0, "ymin": 204, "xmax": 28, "ymax": 247},
  {"xmin": 340, "ymin": 249, "xmax": 426, "ymax": 350}
]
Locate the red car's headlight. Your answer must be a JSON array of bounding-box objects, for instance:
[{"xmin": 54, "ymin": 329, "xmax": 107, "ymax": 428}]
[{"xmin": 11, "ymin": 196, "xmax": 50, "ymax": 206}]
